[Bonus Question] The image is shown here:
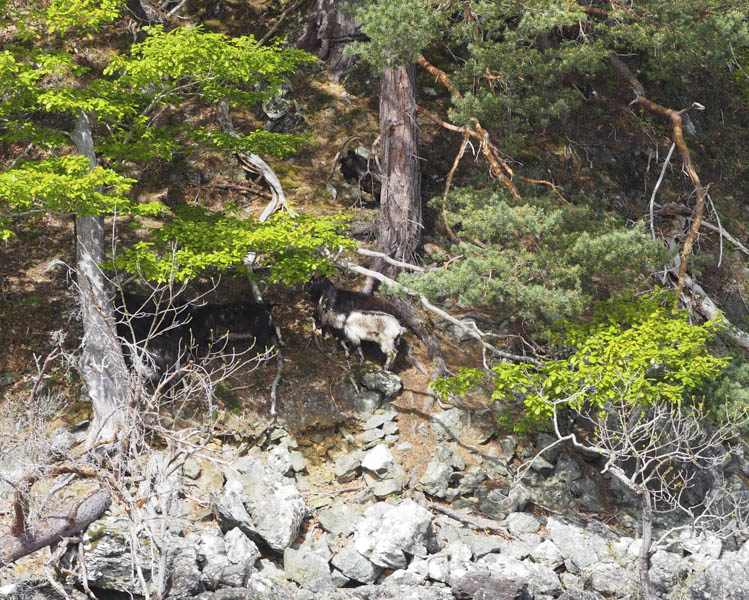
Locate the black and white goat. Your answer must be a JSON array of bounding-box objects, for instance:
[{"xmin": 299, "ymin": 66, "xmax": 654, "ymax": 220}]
[{"xmin": 305, "ymin": 276, "xmax": 407, "ymax": 371}]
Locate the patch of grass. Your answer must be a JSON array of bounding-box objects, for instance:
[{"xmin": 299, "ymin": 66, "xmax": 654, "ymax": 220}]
[{"xmin": 12, "ymin": 295, "xmax": 44, "ymax": 309}]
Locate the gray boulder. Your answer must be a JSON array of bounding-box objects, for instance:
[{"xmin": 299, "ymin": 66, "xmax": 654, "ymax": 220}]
[
  {"xmin": 475, "ymin": 555, "xmax": 562, "ymax": 597},
  {"xmin": 431, "ymin": 408, "xmax": 465, "ymax": 441},
  {"xmin": 331, "ymin": 540, "xmax": 384, "ymax": 584},
  {"xmin": 558, "ymin": 591, "xmax": 605, "ymax": 600},
  {"xmin": 503, "ymin": 512, "xmax": 541, "ymax": 536},
  {"xmin": 583, "ymin": 562, "xmax": 636, "ymax": 598},
  {"xmin": 478, "ymin": 483, "xmax": 530, "ymax": 520},
  {"xmin": 648, "ymin": 549, "xmax": 686, "ymax": 597},
  {"xmin": 361, "ymin": 372, "xmax": 403, "ymax": 400},
  {"xmin": 318, "ymin": 501, "xmax": 365, "ymax": 537},
  {"xmin": 419, "ymin": 460, "xmax": 453, "ymax": 498},
  {"xmin": 684, "ymin": 554, "xmax": 749, "ymax": 600},
  {"xmin": 165, "ymin": 537, "xmax": 202, "ymax": 598},
  {"xmin": 546, "ymin": 517, "xmax": 617, "ymax": 574},
  {"xmin": 354, "ymin": 500, "xmax": 436, "ymax": 569},
  {"xmin": 334, "ymin": 449, "xmax": 365, "ymax": 483},
  {"xmin": 217, "ymin": 456, "xmax": 307, "ymax": 551},
  {"xmin": 81, "ymin": 516, "xmax": 155, "ymax": 595},
  {"xmin": 284, "ymin": 547, "xmax": 334, "ymax": 592},
  {"xmin": 348, "ymin": 583, "xmax": 454, "ymax": 600},
  {"xmin": 452, "ymin": 572, "xmax": 533, "ymax": 600}
]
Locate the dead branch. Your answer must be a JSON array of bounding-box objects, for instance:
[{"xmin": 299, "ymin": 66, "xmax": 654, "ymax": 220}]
[
  {"xmin": 28, "ymin": 346, "xmax": 62, "ymax": 433},
  {"xmin": 518, "ymin": 176, "xmax": 570, "ymax": 205},
  {"xmin": 442, "ymin": 132, "xmax": 470, "ymax": 241},
  {"xmin": 415, "ymin": 55, "xmax": 520, "ymax": 200},
  {"xmin": 415, "ymin": 495, "xmax": 515, "ymax": 539},
  {"xmin": 355, "ymin": 247, "xmax": 427, "ymax": 272},
  {"xmin": 700, "ymin": 220, "xmax": 749, "ymax": 257},
  {"xmin": 610, "ymin": 53, "xmax": 707, "ymax": 294},
  {"xmin": 648, "ymin": 142, "xmax": 676, "ymax": 240},
  {"xmin": 0, "ymin": 490, "xmax": 112, "ymax": 566},
  {"xmin": 255, "ymin": 0, "xmax": 307, "ymax": 47},
  {"xmin": 669, "ymin": 259, "xmax": 749, "ymax": 351},
  {"xmin": 205, "ymin": 182, "xmax": 273, "ymax": 200}
]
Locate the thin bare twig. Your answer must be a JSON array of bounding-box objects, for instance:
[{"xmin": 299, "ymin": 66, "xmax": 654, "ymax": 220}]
[{"xmin": 649, "ymin": 142, "xmax": 676, "ymax": 240}]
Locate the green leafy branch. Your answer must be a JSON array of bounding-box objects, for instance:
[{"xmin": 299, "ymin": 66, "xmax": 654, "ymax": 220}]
[
  {"xmin": 432, "ymin": 291, "xmax": 730, "ymax": 429},
  {"xmin": 110, "ymin": 206, "xmax": 354, "ymax": 283}
]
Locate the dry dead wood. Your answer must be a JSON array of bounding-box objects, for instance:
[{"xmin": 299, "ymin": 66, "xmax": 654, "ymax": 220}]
[{"xmin": 0, "ymin": 490, "xmax": 111, "ymax": 566}]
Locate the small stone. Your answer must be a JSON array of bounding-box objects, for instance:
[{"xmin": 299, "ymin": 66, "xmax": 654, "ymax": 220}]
[
  {"xmin": 334, "ymin": 449, "xmax": 364, "ymax": 483},
  {"xmin": 382, "ymin": 421, "xmax": 399, "ymax": 436},
  {"xmin": 290, "ymin": 451, "xmax": 307, "ymax": 473},
  {"xmin": 504, "ymin": 512, "xmax": 541, "ymax": 535},
  {"xmin": 431, "ymin": 408, "xmax": 465, "ymax": 441},
  {"xmin": 354, "ymin": 391, "xmax": 382, "ymax": 415},
  {"xmin": 283, "ymin": 547, "xmax": 334, "ymax": 592},
  {"xmin": 361, "ymin": 371, "xmax": 403, "ymax": 399},
  {"xmin": 357, "ymin": 428, "xmax": 386, "ymax": 446},
  {"xmin": 364, "ymin": 473, "xmax": 403, "ymax": 497},
  {"xmin": 463, "ymin": 533, "xmax": 504, "ymax": 558},
  {"xmin": 529, "ymin": 455, "xmax": 555, "ymax": 475},
  {"xmin": 310, "ymin": 496, "xmax": 333, "ymax": 509},
  {"xmin": 364, "ymin": 411, "xmax": 398, "ymax": 430},
  {"xmin": 183, "ymin": 457, "xmax": 202, "ymax": 480},
  {"xmin": 361, "ymin": 445, "xmax": 395, "ymax": 476},
  {"xmin": 331, "ymin": 569, "xmax": 350, "ymax": 588},
  {"xmin": 499, "ymin": 436, "xmax": 517, "ymax": 459},
  {"xmin": 318, "ymin": 502, "xmax": 364, "ymax": 537},
  {"xmin": 331, "ymin": 540, "xmax": 383, "ymax": 584},
  {"xmin": 531, "ymin": 540, "xmax": 564, "ymax": 568},
  {"xmin": 419, "ymin": 461, "xmax": 453, "ymax": 498},
  {"xmin": 437, "ymin": 446, "xmax": 466, "ymax": 470}
]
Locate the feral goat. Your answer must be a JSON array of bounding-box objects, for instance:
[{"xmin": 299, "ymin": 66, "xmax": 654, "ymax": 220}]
[
  {"xmin": 114, "ymin": 293, "xmax": 191, "ymax": 386},
  {"xmin": 189, "ymin": 301, "xmax": 282, "ymax": 356},
  {"xmin": 331, "ymin": 137, "xmax": 381, "ymax": 199},
  {"xmin": 115, "ymin": 295, "xmax": 282, "ymax": 384},
  {"xmin": 317, "ymin": 303, "xmax": 405, "ymax": 371},
  {"xmin": 305, "ymin": 276, "xmax": 407, "ymax": 371}
]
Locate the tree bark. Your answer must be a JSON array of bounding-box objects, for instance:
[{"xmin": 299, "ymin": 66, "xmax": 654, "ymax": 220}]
[
  {"xmin": 70, "ymin": 112, "xmax": 130, "ymax": 447},
  {"xmin": 296, "ymin": 0, "xmax": 361, "ymax": 82},
  {"xmin": 638, "ymin": 490, "xmax": 654, "ymax": 600},
  {"xmin": 375, "ymin": 64, "xmax": 422, "ymax": 278}
]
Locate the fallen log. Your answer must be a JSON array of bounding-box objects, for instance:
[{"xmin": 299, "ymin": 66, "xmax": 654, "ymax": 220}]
[{"xmin": 0, "ymin": 490, "xmax": 111, "ymax": 566}]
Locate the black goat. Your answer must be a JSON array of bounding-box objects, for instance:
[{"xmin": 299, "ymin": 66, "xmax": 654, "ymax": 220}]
[
  {"xmin": 114, "ymin": 293, "xmax": 191, "ymax": 386},
  {"xmin": 305, "ymin": 276, "xmax": 406, "ymax": 370},
  {"xmin": 188, "ymin": 301, "xmax": 281, "ymax": 355},
  {"xmin": 339, "ymin": 149, "xmax": 381, "ymax": 198}
]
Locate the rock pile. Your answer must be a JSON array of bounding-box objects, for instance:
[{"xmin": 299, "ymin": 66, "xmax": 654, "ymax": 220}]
[{"xmin": 5, "ymin": 371, "xmax": 749, "ymax": 600}]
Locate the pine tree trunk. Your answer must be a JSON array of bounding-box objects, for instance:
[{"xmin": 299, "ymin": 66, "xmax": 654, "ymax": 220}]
[
  {"xmin": 296, "ymin": 0, "xmax": 360, "ymax": 82},
  {"xmin": 376, "ymin": 64, "xmax": 422, "ymax": 277},
  {"xmin": 70, "ymin": 112, "xmax": 130, "ymax": 447}
]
